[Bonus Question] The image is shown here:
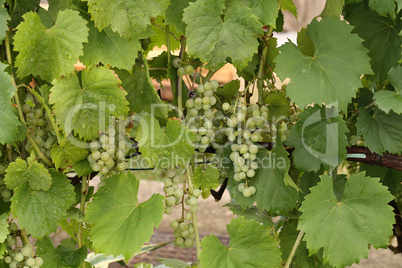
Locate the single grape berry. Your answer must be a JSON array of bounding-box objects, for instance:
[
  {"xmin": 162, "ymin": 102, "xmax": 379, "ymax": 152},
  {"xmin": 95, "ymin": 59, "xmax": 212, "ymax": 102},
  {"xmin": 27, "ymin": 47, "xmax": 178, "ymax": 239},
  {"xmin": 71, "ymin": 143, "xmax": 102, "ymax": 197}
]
[
  {"xmin": 177, "ymin": 67, "xmax": 186, "ymax": 76},
  {"xmin": 172, "ymin": 57, "xmax": 182, "ymax": 68},
  {"xmin": 184, "ymin": 65, "xmax": 194, "ymax": 74}
]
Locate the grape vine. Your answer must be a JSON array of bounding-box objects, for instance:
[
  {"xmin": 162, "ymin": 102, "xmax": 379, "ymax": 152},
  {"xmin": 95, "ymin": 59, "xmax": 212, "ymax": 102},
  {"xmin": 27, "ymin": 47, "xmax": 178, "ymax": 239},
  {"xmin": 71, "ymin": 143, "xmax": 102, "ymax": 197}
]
[{"xmin": 0, "ymin": 0, "xmax": 401, "ymax": 268}]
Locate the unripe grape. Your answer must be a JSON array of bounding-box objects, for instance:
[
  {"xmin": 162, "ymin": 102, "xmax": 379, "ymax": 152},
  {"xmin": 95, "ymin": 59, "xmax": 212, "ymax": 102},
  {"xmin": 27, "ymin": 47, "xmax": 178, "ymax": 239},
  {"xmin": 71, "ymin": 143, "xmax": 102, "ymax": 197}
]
[
  {"xmin": 35, "ymin": 257, "xmax": 43, "ymax": 266},
  {"xmin": 200, "ymin": 136, "xmax": 210, "ymax": 145},
  {"xmin": 166, "ymin": 196, "xmax": 177, "ymax": 206},
  {"xmin": 237, "ymin": 183, "xmax": 246, "ymax": 192},
  {"xmin": 184, "ymin": 213, "xmax": 192, "ymax": 221},
  {"xmin": 243, "ymin": 187, "xmax": 251, "ymax": 197},
  {"xmin": 175, "ymin": 237, "xmax": 184, "ymax": 246},
  {"xmin": 91, "ymin": 150, "xmax": 101, "ymax": 160},
  {"xmin": 100, "ymin": 166, "xmax": 109, "ymax": 175},
  {"xmin": 250, "ymin": 161, "xmax": 259, "ymax": 170},
  {"xmin": 184, "ymin": 65, "xmax": 194, "ymax": 74},
  {"xmin": 172, "ymin": 176, "xmax": 182, "ymax": 184},
  {"xmin": 21, "ymin": 245, "xmax": 33, "ymax": 257},
  {"xmin": 197, "ymin": 85, "xmax": 205, "ymax": 93},
  {"xmin": 179, "ymin": 222, "xmax": 188, "ymax": 231},
  {"xmin": 249, "ymin": 144, "xmax": 258, "ymax": 154},
  {"xmin": 190, "ymin": 205, "xmax": 198, "ymax": 212},
  {"xmin": 9, "ymin": 222, "xmax": 18, "ymax": 232},
  {"xmin": 204, "ymin": 82, "xmax": 212, "ymax": 91},
  {"xmin": 101, "ymin": 152, "xmax": 110, "ymax": 161},
  {"xmin": 165, "ymin": 207, "xmax": 173, "ymax": 215},
  {"xmin": 172, "ymin": 57, "xmax": 182, "ymax": 68},
  {"xmin": 177, "ymin": 67, "xmax": 186, "ymax": 76},
  {"xmin": 170, "ymin": 220, "xmax": 179, "ymax": 229},
  {"xmin": 202, "ymin": 104, "xmax": 211, "ymax": 110},
  {"xmin": 2, "ymin": 189, "xmax": 11, "ymax": 199},
  {"xmin": 239, "ymin": 172, "xmax": 246, "ymax": 180},
  {"xmin": 22, "ymin": 104, "xmax": 31, "ymax": 113},
  {"xmin": 188, "ymin": 197, "xmax": 198, "ymax": 206},
  {"xmin": 174, "ymin": 189, "xmax": 183, "ymax": 199},
  {"xmin": 9, "ymin": 261, "xmax": 17, "ymax": 268},
  {"xmin": 116, "ymin": 162, "xmax": 127, "ymax": 171},
  {"xmin": 15, "ymin": 252, "xmax": 24, "ymax": 262},
  {"xmin": 222, "ymin": 102, "xmax": 230, "ymax": 111},
  {"xmin": 25, "ymin": 258, "xmax": 35, "ymax": 266},
  {"xmin": 186, "ymin": 99, "xmax": 194, "ymax": 108},
  {"xmin": 249, "ymin": 186, "xmax": 256, "ymax": 195},
  {"xmin": 4, "ymin": 256, "xmax": 12, "ymax": 263},
  {"xmin": 209, "ymin": 96, "xmax": 217, "ymax": 106},
  {"xmin": 192, "ymin": 188, "xmax": 201, "ymax": 198},
  {"xmin": 204, "ymin": 89, "xmax": 213, "ymax": 97},
  {"xmin": 247, "ymin": 169, "xmax": 255, "ymax": 177},
  {"xmin": 164, "ymin": 178, "xmax": 173, "ymax": 187},
  {"xmin": 99, "ymin": 134, "xmax": 109, "ymax": 144},
  {"xmin": 184, "ymin": 238, "xmax": 194, "ymax": 247},
  {"xmin": 210, "ymin": 80, "xmax": 219, "ymax": 90}
]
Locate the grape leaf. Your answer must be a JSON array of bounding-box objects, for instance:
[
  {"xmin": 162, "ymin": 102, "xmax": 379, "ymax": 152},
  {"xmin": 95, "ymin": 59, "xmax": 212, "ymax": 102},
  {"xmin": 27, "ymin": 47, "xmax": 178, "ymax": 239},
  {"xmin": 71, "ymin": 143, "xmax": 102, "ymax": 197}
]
[
  {"xmin": 136, "ymin": 116, "xmax": 195, "ymax": 168},
  {"xmin": 344, "ymin": 2, "xmax": 402, "ymax": 83},
  {"xmin": 225, "ymin": 203, "xmax": 273, "ymax": 227},
  {"xmin": 85, "ymin": 0, "xmax": 169, "ymax": 40},
  {"xmin": 320, "ymin": 0, "xmax": 345, "ymax": 18},
  {"xmin": 81, "ymin": 22, "xmax": 141, "ymax": 71},
  {"xmin": 55, "ymin": 239, "xmax": 87, "ymax": 268},
  {"xmin": 11, "ymin": 169, "xmax": 75, "ymax": 238},
  {"xmin": 281, "ymin": 0, "xmax": 297, "ymax": 18},
  {"xmin": 0, "ymin": 213, "xmax": 7, "ymax": 243},
  {"xmin": 4, "ymin": 158, "xmax": 52, "ymax": 191},
  {"xmin": 264, "ymin": 90, "xmax": 290, "ymax": 120},
  {"xmin": 116, "ymin": 64, "xmax": 168, "ymax": 119},
  {"xmin": 192, "ymin": 165, "xmax": 219, "ymax": 190},
  {"xmin": 50, "ymin": 66, "xmax": 129, "ymax": 140},
  {"xmin": 279, "ymin": 220, "xmax": 330, "ymax": 268},
  {"xmin": 276, "ymin": 18, "xmax": 372, "ymax": 112},
  {"xmin": 285, "ymin": 105, "xmax": 349, "ymax": 172},
  {"xmin": 85, "ymin": 172, "xmax": 164, "ymax": 261},
  {"xmin": 36, "ymin": 236, "xmax": 59, "ymax": 268},
  {"xmin": 8, "ymin": 0, "xmax": 40, "ymax": 28},
  {"xmin": 298, "ymin": 172, "xmax": 395, "ymax": 268},
  {"xmin": 360, "ymin": 163, "xmax": 402, "ymax": 195},
  {"xmin": 374, "ymin": 66, "xmax": 402, "ymax": 114},
  {"xmin": 356, "ymin": 106, "xmax": 402, "ymax": 154},
  {"xmin": 368, "ymin": 0, "xmax": 395, "ymax": 20},
  {"xmin": 254, "ymin": 138, "xmax": 299, "ymax": 215},
  {"xmin": 165, "ymin": 0, "xmax": 195, "ymax": 34},
  {"xmin": 200, "ymin": 217, "xmax": 282, "ymax": 268},
  {"xmin": 73, "ymin": 159, "xmax": 93, "ymax": 178},
  {"xmin": 0, "ymin": 63, "xmax": 15, "ymax": 99},
  {"xmin": 13, "ymin": 10, "xmax": 89, "ymax": 81},
  {"xmin": 51, "ymin": 140, "xmax": 88, "ymax": 170},
  {"xmin": 215, "ymin": 79, "xmax": 240, "ymax": 99},
  {"xmin": 183, "ymin": 0, "xmax": 263, "ymax": 70},
  {"xmin": 226, "ymin": 0, "xmax": 279, "ymax": 27},
  {"xmin": 147, "ymin": 16, "xmax": 181, "ymax": 53},
  {"xmin": 157, "ymin": 258, "xmax": 190, "ymax": 268},
  {"xmin": 0, "ymin": 0, "xmax": 9, "ymax": 42}
]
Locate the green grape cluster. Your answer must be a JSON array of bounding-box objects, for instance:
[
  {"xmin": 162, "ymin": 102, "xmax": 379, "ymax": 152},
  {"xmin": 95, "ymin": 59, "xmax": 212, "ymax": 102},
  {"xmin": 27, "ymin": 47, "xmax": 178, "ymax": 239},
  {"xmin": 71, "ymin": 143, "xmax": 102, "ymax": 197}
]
[
  {"xmin": 175, "ymin": 56, "xmax": 195, "ymax": 76},
  {"xmin": 4, "ymin": 223, "xmax": 43, "ymax": 268},
  {"xmin": 220, "ymin": 102, "xmax": 269, "ymax": 197},
  {"xmin": 87, "ymin": 118, "xmax": 132, "ymax": 178},
  {"xmin": 22, "ymin": 93, "xmax": 55, "ymax": 161},
  {"xmin": 185, "ymin": 80, "xmax": 219, "ymax": 152},
  {"xmin": 161, "ymin": 168, "xmax": 201, "ymax": 248}
]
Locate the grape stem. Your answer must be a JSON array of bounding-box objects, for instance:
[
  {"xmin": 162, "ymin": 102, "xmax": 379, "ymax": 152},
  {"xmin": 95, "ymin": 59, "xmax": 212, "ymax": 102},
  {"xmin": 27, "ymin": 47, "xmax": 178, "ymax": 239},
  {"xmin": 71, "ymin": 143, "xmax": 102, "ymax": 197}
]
[
  {"xmin": 77, "ymin": 174, "xmax": 90, "ymax": 250},
  {"xmin": 177, "ymin": 36, "xmax": 187, "ymax": 118},
  {"xmin": 284, "ymin": 230, "xmax": 304, "ymax": 268},
  {"xmin": 186, "ymin": 161, "xmax": 202, "ymax": 266},
  {"xmin": 166, "ymin": 25, "xmax": 171, "ymax": 65},
  {"xmin": 20, "ymin": 229, "xmax": 30, "ymax": 245},
  {"xmin": 152, "ymin": 22, "xmax": 180, "ymax": 41},
  {"xmin": 27, "ymin": 87, "xmax": 64, "ymax": 144}
]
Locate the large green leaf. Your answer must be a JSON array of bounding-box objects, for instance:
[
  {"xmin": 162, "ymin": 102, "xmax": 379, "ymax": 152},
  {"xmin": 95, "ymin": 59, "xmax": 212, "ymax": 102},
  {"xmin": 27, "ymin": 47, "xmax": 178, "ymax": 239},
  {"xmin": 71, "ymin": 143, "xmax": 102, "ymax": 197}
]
[
  {"xmin": 0, "ymin": 0, "xmax": 9, "ymax": 42},
  {"xmin": 344, "ymin": 2, "xmax": 401, "ymax": 83},
  {"xmin": 264, "ymin": 90, "xmax": 290, "ymax": 120},
  {"xmin": 11, "ymin": 169, "xmax": 75, "ymax": 238},
  {"xmin": 285, "ymin": 106, "xmax": 349, "ymax": 172},
  {"xmin": 0, "ymin": 100, "xmax": 22, "ymax": 145},
  {"xmin": 85, "ymin": 172, "xmax": 165, "ymax": 261},
  {"xmin": 374, "ymin": 66, "xmax": 402, "ymax": 114},
  {"xmin": 13, "ymin": 9, "xmax": 89, "ymax": 81},
  {"xmin": 254, "ymin": 137, "xmax": 299, "ymax": 214},
  {"xmin": 85, "ymin": 0, "xmax": 169, "ymax": 40},
  {"xmin": 81, "ymin": 22, "xmax": 141, "ymax": 71},
  {"xmin": 199, "ymin": 217, "xmax": 282, "ymax": 268},
  {"xmin": 35, "ymin": 237, "xmax": 59, "ymax": 268},
  {"xmin": 136, "ymin": 116, "xmax": 195, "ymax": 168},
  {"xmin": 360, "ymin": 163, "xmax": 402, "ymax": 195},
  {"xmin": 192, "ymin": 165, "xmax": 219, "ymax": 190},
  {"xmin": 298, "ymin": 172, "xmax": 395, "ymax": 268},
  {"xmin": 356, "ymin": 106, "xmax": 402, "ymax": 154},
  {"xmin": 226, "ymin": 0, "xmax": 279, "ymax": 27},
  {"xmin": 225, "ymin": 203, "xmax": 273, "ymax": 227},
  {"xmin": 0, "ymin": 213, "xmax": 8, "ymax": 243},
  {"xmin": 0, "ymin": 63, "xmax": 16, "ymax": 99},
  {"xmin": 51, "ymin": 140, "xmax": 88, "ymax": 170},
  {"xmin": 276, "ymin": 18, "xmax": 372, "ymax": 112},
  {"xmin": 116, "ymin": 64, "xmax": 167, "ymax": 119},
  {"xmin": 165, "ymin": 0, "xmax": 195, "ymax": 33},
  {"xmin": 50, "ymin": 66, "xmax": 129, "ymax": 140},
  {"xmin": 320, "ymin": 0, "xmax": 345, "ymax": 18},
  {"xmin": 183, "ymin": 0, "xmax": 263, "ymax": 70},
  {"xmin": 4, "ymin": 158, "xmax": 52, "ymax": 191}
]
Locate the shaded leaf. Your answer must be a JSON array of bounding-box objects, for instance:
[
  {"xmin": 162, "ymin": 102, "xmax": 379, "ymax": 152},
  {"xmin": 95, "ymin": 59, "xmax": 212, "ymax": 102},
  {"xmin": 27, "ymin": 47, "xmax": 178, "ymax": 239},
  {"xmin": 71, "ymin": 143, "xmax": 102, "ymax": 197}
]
[
  {"xmin": 374, "ymin": 66, "xmax": 402, "ymax": 114},
  {"xmin": 192, "ymin": 165, "xmax": 219, "ymax": 190}
]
